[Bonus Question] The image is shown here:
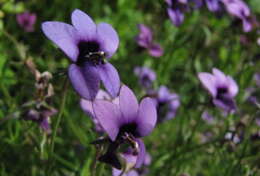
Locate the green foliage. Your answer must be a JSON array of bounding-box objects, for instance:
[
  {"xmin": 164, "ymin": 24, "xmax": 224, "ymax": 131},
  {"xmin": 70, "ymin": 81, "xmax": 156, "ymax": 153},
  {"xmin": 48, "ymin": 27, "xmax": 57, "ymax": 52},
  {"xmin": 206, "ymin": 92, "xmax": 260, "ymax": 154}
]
[{"xmin": 0, "ymin": 0, "xmax": 260, "ymax": 176}]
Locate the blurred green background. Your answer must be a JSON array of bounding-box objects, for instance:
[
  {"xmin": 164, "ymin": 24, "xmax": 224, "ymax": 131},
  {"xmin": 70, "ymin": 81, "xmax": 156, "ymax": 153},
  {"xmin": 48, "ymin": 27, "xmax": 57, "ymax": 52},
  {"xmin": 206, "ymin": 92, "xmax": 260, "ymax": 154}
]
[{"xmin": 0, "ymin": 0, "xmax": 260, "ymax": 175}]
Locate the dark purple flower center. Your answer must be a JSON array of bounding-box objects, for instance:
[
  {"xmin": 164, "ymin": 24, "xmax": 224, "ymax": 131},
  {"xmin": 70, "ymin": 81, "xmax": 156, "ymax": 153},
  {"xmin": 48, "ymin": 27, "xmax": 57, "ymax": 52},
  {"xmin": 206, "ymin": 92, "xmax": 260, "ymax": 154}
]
[
  {"xmin": 216, "ymin": 87, "xmax": 228, "ymax": 99},
  {"xmin": 215, "ymin": 86, "xmax": 236, "ymax": 110},
  {"xmin": 23, "ymin": 19, "xmax": 30, "ymax": 26},
  {"xmin": 77, "ymin": 41, "xmax": 106, "ymax": 65},
  {"xmin": 118, "ymin": 123, "xmax": 139, "ymax": 138},
  {"xmin": 141, "ymin": 75, "xmax": 152, "ymax": 87}
]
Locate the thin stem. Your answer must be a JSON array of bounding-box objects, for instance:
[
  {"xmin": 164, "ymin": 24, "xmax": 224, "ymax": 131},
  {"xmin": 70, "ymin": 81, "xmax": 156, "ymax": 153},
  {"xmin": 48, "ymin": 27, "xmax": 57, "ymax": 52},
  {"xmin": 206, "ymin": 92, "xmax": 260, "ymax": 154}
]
[
  {"xmin": 47, "ymin": 78, "xmax": 69, "ymax": 174},
  {"xmin": 1, "ymin": 29, "xmax": 26, "ymax": 60}
]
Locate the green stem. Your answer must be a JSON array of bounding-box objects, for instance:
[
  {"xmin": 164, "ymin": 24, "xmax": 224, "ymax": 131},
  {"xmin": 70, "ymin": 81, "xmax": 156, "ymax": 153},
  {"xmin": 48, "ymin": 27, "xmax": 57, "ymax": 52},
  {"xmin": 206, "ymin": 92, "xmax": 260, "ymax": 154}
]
[
  {"xmin": 47, "ymin": 78, "xmax": 69, "ymax": 174},
  {"xmin": 1, "ymin": 29, "xmax": 26, "ymax": 60}
]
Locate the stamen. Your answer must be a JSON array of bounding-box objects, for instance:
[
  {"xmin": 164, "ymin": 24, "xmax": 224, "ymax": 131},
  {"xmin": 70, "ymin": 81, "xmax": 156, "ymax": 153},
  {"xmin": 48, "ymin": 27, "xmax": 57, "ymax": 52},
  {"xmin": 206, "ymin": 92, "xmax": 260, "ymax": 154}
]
[{"xmin": 84, "ymin": 51, "xmax": 106, "ymax": 65}]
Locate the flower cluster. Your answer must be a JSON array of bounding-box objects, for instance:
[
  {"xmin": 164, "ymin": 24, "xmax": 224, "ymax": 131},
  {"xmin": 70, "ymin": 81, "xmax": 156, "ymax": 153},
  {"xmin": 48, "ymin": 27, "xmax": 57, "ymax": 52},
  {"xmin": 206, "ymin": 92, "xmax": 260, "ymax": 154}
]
[
  {"xmin": 166, "ymin": 0, "xmax": 253, "ymax": 32},
  {"xmin": 42, "ymin": 9, "xmax": 157, "ymax": 171},
  {"xmin": 40, "ymin": 7, "xmax": 244, "ymax": 175}
]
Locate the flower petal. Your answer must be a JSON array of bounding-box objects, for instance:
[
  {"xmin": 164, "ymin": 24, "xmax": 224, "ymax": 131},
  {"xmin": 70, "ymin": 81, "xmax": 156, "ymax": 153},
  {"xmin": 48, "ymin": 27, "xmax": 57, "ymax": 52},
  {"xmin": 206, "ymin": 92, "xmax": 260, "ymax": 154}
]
[
  {"xmin": 198, "ymin": 72, "xmax": 217, "ymax": 97},
  {"xmin": 227, "ymin": 76, "xmax": 239, "ymax": 97},
  {"xmin": 167, "ymin": 8, "xmax": 184, "ymax": 27},
  {"xmin": 212, "ymin": 68, "xmax": 227, "ymax": 85},
  {"xmin": 71, "ymin": 9, "xmax": 96, "ymax": 40},
  {"xmin": 119, "ymin": 85, "xmax": 139, "ymax": 124},
  {"xmin": 68, "ymin": 63, "xmax": 100, "ymax": 100},
  {"xmin": 112, "ymin": 168, "xmax": 139, "ymax": 176},
  {"xmin": 80, "ymin": 98, "xmax": 94, "ymax": 117},
  {"xmin": 93, "ymin": 100, "xmax": 121, "ymax": 141},
  {"xmin": 135, "ymin": 138, "xmax": 146, "ymax": 168},
  {"xmin": 205, "ymin": 0, "xmax": 220, "ymax": 12},
  {"xmin": 136, "ymin": 97, "xmax": 157, "ymax": 137},
  {"xmin": 242, "ymin": 18, "xmax": 252, "ymax": 32},
  {"xmin": 41, "ymin": 22, "xmax": 79, "ymax": 62},
  {"xmin": 136, "ymin": 24, "xmax": 153, "ymax": 48},
  {"xmin": 97, "ymin": 23, "xmax": 119, "ymax": 58},
  {"xmin": 98, "ymin": 63, "xmax": 120, "ymax": 98},
  {"xmin": 148, "ymin": 43, "xmax": 163, "ymax": 57}
]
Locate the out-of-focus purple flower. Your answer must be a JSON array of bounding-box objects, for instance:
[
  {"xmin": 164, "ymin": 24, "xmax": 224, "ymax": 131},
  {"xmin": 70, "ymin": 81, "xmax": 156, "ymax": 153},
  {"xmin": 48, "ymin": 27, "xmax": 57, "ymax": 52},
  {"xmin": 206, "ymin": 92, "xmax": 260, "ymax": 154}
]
[
  {"xmin": 153, "ymin": 86, "xmax": 180, "ymax": 122},
  {"xmin": 257, "ymin": 38, "xmax": 260, "ymax": 46},
  {"xmin": 205, "ymin": 0, "xmax": 221, "ymax": 12},
  {"xmin": 80, "ymin": 90, "xmax": 119, "ymax": 132},
  {"xmin": 225, "ymin": 131, "xmax": 241, "ymax": 144},
  {"xmin": 166, "ymin": 0, "xmax": 203, "ymax": 26},
  {"xmin": 166, "ymin": 0, "xmax": 187, "ymax": 27},
  {"xmin": 16, "ymin": 12, "xmax": 37, "ymax": 32},
  {"xmin": 134, "ymin": 66, "xmax": 156, "ymax": 89},
  {"xmin": 254, "ymin": 73, "xmax": 260, "ymax": 87},
  {"xmin": 198, "ymin": 68, "xmax": 238, "ymax": 112},
  {"xmin": 221, "ymin": 0, "xmax": 252, "ymax": 32},
  {"xmin": 25, "ymin": 108, "xmax": 57, "ymax": 134},
  {"xmin": 93, "ymin": 85, "xmax": 157, "ymax": 169},
  {"xmin": 135, "ymin": 24, "xmax": 163, "ymax": 57},
  {"xmin": 255, "ymin": 118, "xmax": 260, "ymax": 127},
  {"xmin": 42, "ymin": 9, "xmax": 120, "ymax": 100},
  {"xmin": 201, "ymin": 111, "xmax": 214, "ymax": 124},
  {"xmin": 167, "ymin": 8, "xmax": 185, "ymax": 27},
  {"xmin": 200, "ymin": 131, "xmax": 213, "ymax": 143}
]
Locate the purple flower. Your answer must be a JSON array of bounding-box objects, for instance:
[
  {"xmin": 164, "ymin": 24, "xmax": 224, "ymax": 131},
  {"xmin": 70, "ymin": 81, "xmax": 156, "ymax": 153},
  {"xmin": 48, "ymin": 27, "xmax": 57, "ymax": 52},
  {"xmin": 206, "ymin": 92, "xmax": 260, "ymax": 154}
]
[
  {"xmin": 222, "ymin": 0, "xmax": 252, "ymax": 32},
  {"xmin": 80, "ymin": 89, "xmax": 119, "ymax": 132},
  {"xmin": 167, "ymin": 7, "xmax": 185, "ymax": 27},
  {"xmin": 201, "ymin": 110, "xmax": 214, "ymax": 124},
  {"xmin": 165, "ymin": 0, "xmax": 202, "ymax": 26},
  {"xmin": 93, "ymin": 85, "xmax": 157, "ymax": 169},
  {"xmin": 198, "ymin": 68, "xmax": 238, "ymax": 112},
  {"xmin": 42, "ymin": 9, "xmax": 120, "ymax": 100},
  {"xmin": 205, "ymin": 0, "xmax": 221, "ymax": 12},
  {"xmin": 135, "ymin": 24, "xmax": 163, "ymax": 57},
  {"xmin": 254, "ymin": 73, "xmax": 260, "ymax": 87},
  {"xmin": 25, "ymin": 108, "xmax": 57, "ymax": 134},
  {"xmin": 134, "ymin": 66, "xmax": 156, "ymax": 89},
  {"xmin": 256, "ymin": 118, "xmax": 260, "ymax": 127},
  {"xmin": 16, "ymin": 12, "xmax": 37, "ymax": 32},
  {"xmin": 154, "ymin": 86, "xmax": 180, "ymax": 122}
]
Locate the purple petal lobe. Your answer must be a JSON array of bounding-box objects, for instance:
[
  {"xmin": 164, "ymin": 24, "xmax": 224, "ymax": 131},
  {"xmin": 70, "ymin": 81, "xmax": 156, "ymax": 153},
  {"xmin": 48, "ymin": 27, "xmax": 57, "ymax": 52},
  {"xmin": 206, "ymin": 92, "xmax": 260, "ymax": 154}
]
[
  {"xmin": 97, "ymin": 23, "xmax": 119, "ymax": 58},
  {"xmin": 136, "ymin": 24, "xmax": 153, "ymax": 48},
  {"xmin": 71, "ymin": 9, "xmax": 96, "ymax": 40},
  {"xmin": 148, "ymin": 43, "xmax": 163, "ymax": 57},
  {"xmin": 137, "ymin": 97, "xmax": 157, "ymax": 137},
  {"xmin": 198, "ymin": 73, "xmax": 217, "ymax": 97},
  {"xmin": 205, "ymin": 0, "xmax": 220, "ymax": 12},
  {"xmin": 135, "ymin": 138, "xmax": 146, "ymax": 168},
  {"xmin": 212, "ymin": 68, "xmax": 228, "ymax": 85},
  {"xmin": 80, "ymin": 99, "xmax": 94, "ymax": 117},
  {"xmin": 167, "ymin": 8, "xmax": 184, "ymax": 26},
  {"xmin": 98, "ymin": 63, "xmax": 120, "ymax": 98},
  {"xmin": 93, "ymin": 100, "xmax": 121, "ymax": 141},
  {"xmin": 41, "ymin": 22, "xmax": 79, "ymax": 62},
  {"xmin": 227, "ymin": 76, "xmax": 238, "ymax": 97},
  {"xmin": 119, "ymin": 85, "xmax": 139, "ymax": 124},
  {"xmin": 68, "ymin": 63, "xmax": 100, "ymax": 100}
]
